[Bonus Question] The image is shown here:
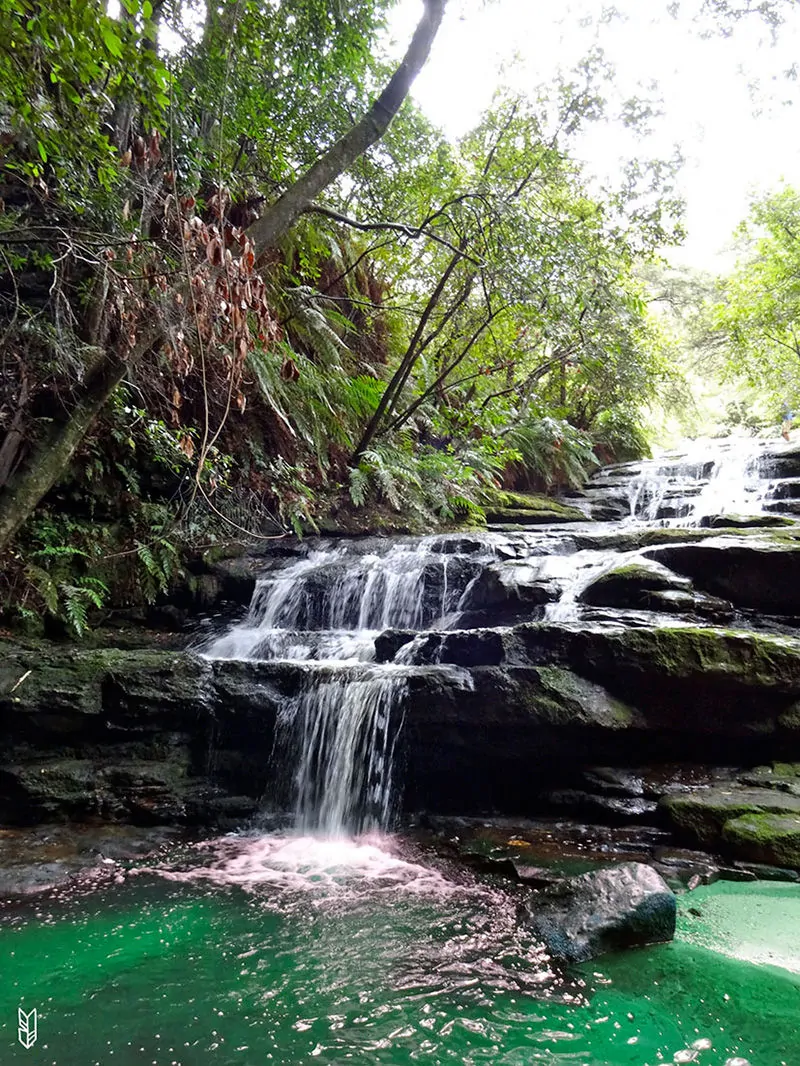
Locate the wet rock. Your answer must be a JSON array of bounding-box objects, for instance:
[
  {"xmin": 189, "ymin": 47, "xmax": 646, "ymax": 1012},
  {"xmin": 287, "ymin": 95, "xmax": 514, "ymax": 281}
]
[
  {"xmin": 732, "ymin": 859, "xmax": 800, "ymax": 882},
  {"xmin": 758, "ymin": 442, "xmax": 800, "ymax": 479},
  {"xmin": 578, "ymin": 559, "xmax": 690, "ymax": 609},
  {"xmin": 0, "ymin": 824, "xmax": 185, "ymax": 898},
  {"xmin": 645, "ymin": 588, "xmax": 735, "ymax": 623},
  {"xmin": 652, "ymin": 846, "xmax": 720, "ymax": 887},
  {"xmin": 698, "ymin": 512, "xmax": 795, "ymax": 529},
  {"xmin": 644, "ymin": 534, "xmax": 800, "ymax": 613},
  {"xmin": 516, "ymin": 623, "xmax": 800, "ymax": 718},
  {"xmin": 764, "ymin": 477, "xmax": 800, "ymax": 500},
  {"xmin": 522, "ymin": 861, "xmax": 676, "ymax": 963},
  {"xmin": 662, "ymin": 786, "xmax": 800, "ymax": 868},
  {"xmin": 459, "ymin": 562, "xmax": 559, "ymax": 619},
  {"xmin": 540, "ymin": 789, "xmax": 658, "ymax": 823},
  {"xmin": 374, "ymin": 629, "xmax": 416, "ymax": 662},
  {"xmin": 737, "ymin": 762, "xmax": 800, "ymax": 794},
  {"xmin": 718, "ymin": 866, "xmax": 758, "ymax": 882},
  {"xmin": 589, "ymin": 501, "xmax": 632, "ymax": 522},
  {"xmin": 722, "ymin": 812, "xmax": 800, "ymax": 868},
  {"xmin": 480, "ymin": 490, "xmax": 588, "ymax": 525}
]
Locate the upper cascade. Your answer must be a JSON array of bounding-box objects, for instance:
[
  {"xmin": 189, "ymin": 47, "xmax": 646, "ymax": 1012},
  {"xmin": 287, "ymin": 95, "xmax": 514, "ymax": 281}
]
[
  {"xmin": 587, "ymin": 436, "xmax": 795, "ymax": 526},
  {"xmin": 205, "ymin": 537, "xmax": 503, "ymax": 663}
]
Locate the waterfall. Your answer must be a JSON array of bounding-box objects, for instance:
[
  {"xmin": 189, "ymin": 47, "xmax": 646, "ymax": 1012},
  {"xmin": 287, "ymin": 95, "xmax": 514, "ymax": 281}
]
[
  {"xmin": 280, "ymin": 667, "xmax": 407, "ymax": 835},
  {"xmin": 622, "ymin": 438, "xmax": 767, "ymax": 526},
  {"xmin": 205, "ymin": 536, "xmax": 495, "ymax": 835}
]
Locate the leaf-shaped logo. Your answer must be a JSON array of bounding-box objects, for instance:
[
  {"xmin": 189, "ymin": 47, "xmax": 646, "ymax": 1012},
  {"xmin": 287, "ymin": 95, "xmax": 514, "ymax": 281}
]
[{"xmin": 18, "ymin": 1007, "xmax": 37, "ymax": 1049}]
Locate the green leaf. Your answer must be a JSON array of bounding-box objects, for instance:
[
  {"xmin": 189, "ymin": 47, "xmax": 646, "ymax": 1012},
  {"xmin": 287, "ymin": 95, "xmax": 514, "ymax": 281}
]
[{"xmin": 101, "ymin": 27, "xmax": 122, "ymax": 58}]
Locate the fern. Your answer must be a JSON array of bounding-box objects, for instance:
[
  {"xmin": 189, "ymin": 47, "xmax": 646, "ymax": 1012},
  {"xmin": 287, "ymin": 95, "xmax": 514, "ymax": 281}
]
[
  {"xmin": 348, "ymin": 466, "xmax": 369, "ymax": 507},
  {"xmin": 25, "ymin": 564, "xmax": 59, "ymax": 615},
  {"xmin": 32, "ymin": 545, "xmax": 88, "ymax": 560},
  {"xmin": 61, "ymin": 586, "xmax": 90, "ymax": 636}
]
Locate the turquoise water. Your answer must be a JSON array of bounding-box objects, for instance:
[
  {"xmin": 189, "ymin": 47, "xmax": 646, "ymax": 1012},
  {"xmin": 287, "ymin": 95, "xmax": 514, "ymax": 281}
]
[{"xmin": 1, "ymin": 833, "xmax": 798, "ymax": 1065}]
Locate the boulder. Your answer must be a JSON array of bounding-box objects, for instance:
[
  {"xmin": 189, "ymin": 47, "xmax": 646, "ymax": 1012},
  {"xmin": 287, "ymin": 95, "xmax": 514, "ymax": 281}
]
[
  {"xmin": 644, "ymin": 534, "xmax": 800, "ymax": 613},
  {"xmin": 578, "ymin": 559, "xmax": 690, "ymax": 609},
  {"xmin": 722, "ymin": 812, "xmax": 800, "ymax": 868},
  {"xmin": 522, "ymin": 861, "xmax": 676, "ymax": 962}
]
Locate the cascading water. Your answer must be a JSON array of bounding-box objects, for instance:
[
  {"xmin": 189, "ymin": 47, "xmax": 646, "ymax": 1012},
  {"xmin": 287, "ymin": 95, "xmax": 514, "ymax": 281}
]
[
  {"xmin": 281, "ymin": 666, "xmax": 407, "ymax": 834},
  {"xmin": 622, "ymin": 437, "xmax": 768, "ymax": 526},
  {"xmin": 203, "ymin": 437, "xmax": 789, "ymax": 827},
  {"xmin": 204, "ymin": 536, "xmax": 493, "ymax": 835}
]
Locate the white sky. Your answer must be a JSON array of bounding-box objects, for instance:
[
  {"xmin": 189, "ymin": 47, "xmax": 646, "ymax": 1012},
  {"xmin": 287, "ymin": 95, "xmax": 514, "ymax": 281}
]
[{"xmin": 387, "ymin": 0, "xmax": 800, "ymax": 271}]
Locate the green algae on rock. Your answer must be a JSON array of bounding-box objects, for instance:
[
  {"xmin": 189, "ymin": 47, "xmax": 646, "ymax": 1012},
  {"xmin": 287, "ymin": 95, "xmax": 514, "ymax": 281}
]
[{"xmin": 480, "ymin": 489, "xmax": 589, "ymax": 524}]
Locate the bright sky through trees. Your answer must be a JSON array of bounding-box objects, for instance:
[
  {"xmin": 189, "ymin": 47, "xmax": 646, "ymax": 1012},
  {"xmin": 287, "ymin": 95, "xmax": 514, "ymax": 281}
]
[{"xmin": 388, "ymin": 0, "xmax": 800, "ymax": 269}]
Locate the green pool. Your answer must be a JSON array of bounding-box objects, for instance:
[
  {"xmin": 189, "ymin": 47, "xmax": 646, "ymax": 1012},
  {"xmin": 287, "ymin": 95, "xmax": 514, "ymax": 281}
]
[{"xmin": 1, "ymin": 833, "xmax": 798, "ymax": 1065}]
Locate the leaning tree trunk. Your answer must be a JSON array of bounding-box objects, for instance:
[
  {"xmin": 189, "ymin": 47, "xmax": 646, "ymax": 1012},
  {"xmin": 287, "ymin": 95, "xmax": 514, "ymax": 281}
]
[
  {"xmin": 249, "ymin": 0, "xmax": 446, "ymax": 255},
  {"xmin": 0, "ymin": 351, "xmax": 129, "ymax": 554}
]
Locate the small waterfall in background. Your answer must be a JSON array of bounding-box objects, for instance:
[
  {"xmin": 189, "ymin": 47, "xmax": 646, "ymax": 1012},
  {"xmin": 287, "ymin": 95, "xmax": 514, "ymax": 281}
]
[{"xmin": 623, "ymin": 437, "xmax": 767, "ymax": 526}]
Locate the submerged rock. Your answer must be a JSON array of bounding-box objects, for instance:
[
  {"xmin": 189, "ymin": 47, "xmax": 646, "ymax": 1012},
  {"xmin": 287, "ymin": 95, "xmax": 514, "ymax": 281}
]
[{"xmin": 522, "ymin": 861, "xmax": 676, "ymax": 962}]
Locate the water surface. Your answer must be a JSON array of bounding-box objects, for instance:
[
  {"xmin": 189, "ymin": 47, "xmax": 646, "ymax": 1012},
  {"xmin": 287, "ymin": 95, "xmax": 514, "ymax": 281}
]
[{"xmin": 1, "ymin": 833, "xmax": 798, "ymax": 1065}]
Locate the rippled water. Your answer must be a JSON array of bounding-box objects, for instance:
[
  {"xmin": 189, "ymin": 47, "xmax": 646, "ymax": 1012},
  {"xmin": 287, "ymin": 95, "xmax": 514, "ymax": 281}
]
[{"xmin": 1, "ymin": 833, "xmax": 798, "ymax": 1065}]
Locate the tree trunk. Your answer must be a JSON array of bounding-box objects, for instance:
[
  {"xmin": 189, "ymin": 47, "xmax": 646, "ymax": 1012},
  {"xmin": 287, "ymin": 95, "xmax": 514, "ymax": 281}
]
[
  {"xmin": 0, "ymin": 353, "xmax": 128, "ymax": 554},
  {"xmin": 249, "ymin": 0, "xmax": 446, "ymax": 256}
]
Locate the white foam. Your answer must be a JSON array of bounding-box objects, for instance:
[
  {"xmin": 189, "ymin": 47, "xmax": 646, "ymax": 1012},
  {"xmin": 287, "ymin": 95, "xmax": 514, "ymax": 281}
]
[{"xmin": 147, "ymin": 833, "xmax": 461, "ymax": 899}]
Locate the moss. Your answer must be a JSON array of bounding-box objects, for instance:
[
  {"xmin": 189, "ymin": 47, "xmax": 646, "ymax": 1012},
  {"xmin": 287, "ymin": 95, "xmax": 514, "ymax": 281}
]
[
  {"xmin": 570, "ymin": 527, "xmax": 723, "ymax": 552},
  {"xmin": 722, "ymin": 812, "xmax": 800, "ymax": 868},
  {"xmin": 580, "ymin": 560, "xmax": 689, "ymax": 608},
  {"xmin": 602, "ymin": 626, "xmax": 800, "ymax": 690},
  {"xmin": 532, "ymin": 666, "xmax": 636, "ymax": 728},
  {"xmin": 479, "ymin": 489, "xmax": 587, "ymax": 524},
  {"xmin": 662, "ymin": 788, "xmax": 800, "ymax": 846},
  {"xmin": 0, "ymin": 644, "xmax": 205, "ymax": 718}
]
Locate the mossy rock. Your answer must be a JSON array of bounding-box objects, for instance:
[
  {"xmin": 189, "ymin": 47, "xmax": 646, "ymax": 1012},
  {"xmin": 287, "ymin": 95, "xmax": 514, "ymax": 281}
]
[
  {"xmin": 644, "ymin": 535, "xmax": 800, "ymax": 613},
  {"xmin": 698, "ymin": 513, "xmax": 796, "ymax": 529},
  {"xmin": 481, "ymin": 490, "xmax": 587, "ymax": 525},
  {"xmin": 570, "ymin": 527, "xmax": 728, "ymax": 552},
  {"xmin": 579, "ymin": 559, "xmax": 690, "ymax": 608},
  {"xmin": 662, "ymin": 787, "xmax": 800, "ymax": 846},
  {"xmin": 722, "ymin": 812, "xmax": 800, "ymax": 868},
  {"xmin": 532, "ymin": 666, "xmax": 638, "ymax": 729}
]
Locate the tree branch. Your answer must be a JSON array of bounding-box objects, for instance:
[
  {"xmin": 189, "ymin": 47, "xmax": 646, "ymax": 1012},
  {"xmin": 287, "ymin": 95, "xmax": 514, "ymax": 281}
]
[
  {"xmin": 249, "ymin": 0, "xmax": 447, "ymax": 256},
  {"xmin": 303, "ymin": 203, "xmax": 483, "ymax": 264}
]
